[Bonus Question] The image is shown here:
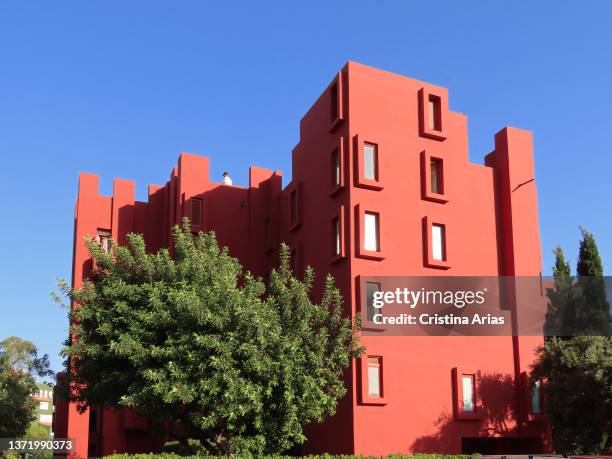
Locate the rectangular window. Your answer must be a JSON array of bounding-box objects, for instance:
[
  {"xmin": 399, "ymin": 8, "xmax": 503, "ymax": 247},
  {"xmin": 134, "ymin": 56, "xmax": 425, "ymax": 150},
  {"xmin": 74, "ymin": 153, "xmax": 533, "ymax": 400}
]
[
  {"xmin": 191, "ymin": 198, "xmax": 202, "ymax": 227},
  {"xmin": 290, "ymin": 190, "xmax": 297, "ymax": 226},
  {"xmin": 40, "ymin": 401, "xmax": 49, "ymax": 410},
  {"xmin": 331, "ymin": 82, "xmax": 339, "ymax": 122},
  {"xmin": 363, "ymin": 143, "xmax": 378, "ymax": 181},
  {"xmin": 532, "ymin": 380, "xmax": 542, "ymax": 414},
  {"xmin": 367, "ymin": 357, "xmax": 382, "ymax": 397},
  {"xmin": 40, "ymin": 414, "xmax": 53, "ymax": 424},
  {"xmin": 430, "ymin": 158, "xmax": 443, "ymax": 194},
  {"xmin": 364, "ymin": 212, "xmax": 379, "ymax": 252},
  {"xmin": 332, "ymin": 217, "xmax": 341, "ymax": 256},
  {"xmin": 462, "ymin": 375, "xmax": 475, "ymax": 412},
  {"xmin": 331, "ymin": 148, "xmax": 340, "ymax": 187},
  {"xmin": 428, "ymin": 95, "xmax": 442, "ymax": 131},
  {"xmin": 96, "ymin": 229, "xmax": 111, "ymax": 253},
  {"xmin": 431, "ymin": 224, "xmax": 445, "ymax": 261},
  {"xmin": 366, "ymin": 282, "xmax": 381, "ymax": 321}
]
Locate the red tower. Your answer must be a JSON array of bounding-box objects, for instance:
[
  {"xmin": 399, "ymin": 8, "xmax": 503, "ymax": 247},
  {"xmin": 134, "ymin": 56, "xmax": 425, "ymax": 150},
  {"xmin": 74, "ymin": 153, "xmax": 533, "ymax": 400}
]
[{"xmin": 54, "ymin": 62, "xmax": 550, "ymax": 457}]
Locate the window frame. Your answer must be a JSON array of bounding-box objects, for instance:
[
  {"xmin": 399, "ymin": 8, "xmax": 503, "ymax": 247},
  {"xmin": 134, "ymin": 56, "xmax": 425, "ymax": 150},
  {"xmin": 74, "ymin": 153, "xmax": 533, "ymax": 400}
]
[
  {"xmin": 354, "ymin": 134, "xmax": 384, "ymax": 190},
  {"xmin": 288, "ymin": 182, "xmax": 303, "ymax": 232},
  {"xmin": 96, "ymin": 229, "xmax": 111, "ymax": 253},
  {"xmin": 190, "ymin": 197, "xmax": 203, "ymax": 227},
  {"xmin": 355, "ymin": 204, "xmax": 385, "ymax": 260},
  {"xmin": 420, "ymin": 151, "xmax": 448, "ymax": 203},
  {"xmin": 422, "ymin": 216, "xmax": 450, "ymax": 269},
  {"xmin": 329, "ymin": 71, "xmax": 344, "ymax": 132},
  {"xmin": 330, "ymin": 137, "xmax": 345, "ymax": 196},
  {"xmin": 330, "ymin": 205, "xmax": 346, "ymax": 264},
  {"xmin": 452, "ymin": 367, "xmax": 483, "ymax": 420},
  {"xmin": 359, "ymin": 355, "xmax": 387, "ymax": 405},
  {"xmin": 419, "ymin": 87, "xmax": 448, "ymax": 141}
]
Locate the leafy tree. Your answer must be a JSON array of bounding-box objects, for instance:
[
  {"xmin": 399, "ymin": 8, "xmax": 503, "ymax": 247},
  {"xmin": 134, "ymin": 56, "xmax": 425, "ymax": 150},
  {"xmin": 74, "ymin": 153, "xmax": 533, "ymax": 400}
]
[
  {"xmin": 60, "ymin": 220, "xmax": 362, "ymax": 456},
  {"xmin": 533, "ymin": 228, "xmax": 612, "ymax": 454},
  {"xmin": 0, "ymin": 337, "xmax": 52, "ymax": 437},
  {"xmin": 531, "ymin": 336, "xmax": 612, "ymax": 454}
]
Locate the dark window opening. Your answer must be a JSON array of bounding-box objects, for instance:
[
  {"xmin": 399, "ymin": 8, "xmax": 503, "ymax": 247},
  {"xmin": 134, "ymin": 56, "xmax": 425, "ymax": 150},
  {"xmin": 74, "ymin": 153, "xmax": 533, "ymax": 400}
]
[
  {"xmin": 430, "ymin": 158, "xmax": 443, "ymax": 194},
  {"xmin": 330, "ymin": 82, "xmax": 339, "ymax": 122},
  {"xmin": 332, "ymin": 217, "xmax": 341, "ymax": 256},
  {"xmin": 331, "ymin": 148, "xmax": 340, "ymax": 187},
  {"xmin": 191, "ymin": 198, "xmax": 202, "ymax": 226},
  {"xmin": 428, "ymin": 94, "xmax": 442, "ymax": 131}
]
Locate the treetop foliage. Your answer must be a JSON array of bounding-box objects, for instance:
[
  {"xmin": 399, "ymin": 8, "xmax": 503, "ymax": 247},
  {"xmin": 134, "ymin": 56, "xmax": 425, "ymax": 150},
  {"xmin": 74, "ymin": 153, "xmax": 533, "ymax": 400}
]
[{"xmin": 60, "ymin": 219, "xmax": 363, "ymax": 456}]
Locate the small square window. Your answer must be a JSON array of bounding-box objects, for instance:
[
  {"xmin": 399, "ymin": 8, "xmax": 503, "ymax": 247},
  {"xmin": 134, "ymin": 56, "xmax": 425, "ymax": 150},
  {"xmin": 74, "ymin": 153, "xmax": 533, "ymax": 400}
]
[
  {"xmin": 431, "ymin": 224, "xmax": 446, "ymax": 261},
  {"xmin": 367, "ymin": 357, "xmax": 382, "ymax": 398},
  {"xmin": 363, "ymin": 143, "xmax": 378, "ymax": 181},
  {"xmin": 364, "ymin": 212, "xmax": 380, "ymax": 252}
]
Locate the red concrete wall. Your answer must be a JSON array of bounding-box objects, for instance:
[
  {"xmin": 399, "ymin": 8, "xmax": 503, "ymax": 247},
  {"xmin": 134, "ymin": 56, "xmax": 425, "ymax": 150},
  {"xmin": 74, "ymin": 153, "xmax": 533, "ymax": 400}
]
[{"xmin": 57, "ymin": 61, "xmax": 550, "ymax": 457}]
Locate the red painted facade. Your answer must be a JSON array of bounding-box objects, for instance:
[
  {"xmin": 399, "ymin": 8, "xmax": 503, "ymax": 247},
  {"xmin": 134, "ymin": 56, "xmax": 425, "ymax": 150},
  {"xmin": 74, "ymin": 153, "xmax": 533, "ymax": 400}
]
[{"xmin": 55, "ymin": 62, "xmax": 550, "ymax": 457}]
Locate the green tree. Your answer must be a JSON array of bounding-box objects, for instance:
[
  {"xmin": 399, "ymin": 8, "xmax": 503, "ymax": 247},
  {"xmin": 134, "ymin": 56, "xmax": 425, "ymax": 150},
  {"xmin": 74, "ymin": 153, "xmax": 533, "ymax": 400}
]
[
  {"xmin": 0, "ymin": 337, "xmax": 52, "ymax": 437},
  {"xmin": 575, "ymin": 228, "xmax": 611, "ymax": 336},
  {"xmin": 531, "ymin": 336, "xmax": 612, "ymax": 454},
  {"xmin": 60, "ymin": 220, "xmax": 362, "ymax": 456},
  {"xmin": 544, "ymin": 246, "xmax": 574, "ymax": 336},
  {"xmin": 533, "ymin": 229, "xmax": 612, "ymax": 454}
]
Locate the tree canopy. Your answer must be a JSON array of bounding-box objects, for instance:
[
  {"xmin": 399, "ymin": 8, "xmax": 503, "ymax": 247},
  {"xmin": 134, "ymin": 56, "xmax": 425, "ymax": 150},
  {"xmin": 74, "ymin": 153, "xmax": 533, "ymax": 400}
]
[
  {"xmin": 60, "ymin": 219, "xmax": 362, "ymax": 455},
  {"xmin": 533, "ymin": 228, "xmax": 612, "ymax": 455},
  {"xmin": 0, "ymin": 336, "xmax": 52, "ymax": 437}
]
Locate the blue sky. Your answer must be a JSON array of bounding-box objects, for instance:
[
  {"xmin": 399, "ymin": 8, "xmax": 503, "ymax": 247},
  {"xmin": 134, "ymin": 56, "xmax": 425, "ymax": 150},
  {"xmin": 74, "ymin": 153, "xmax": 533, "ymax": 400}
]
[{"xmin": 0, "ymin": 1, "xmax": 611, "ymax": 373}]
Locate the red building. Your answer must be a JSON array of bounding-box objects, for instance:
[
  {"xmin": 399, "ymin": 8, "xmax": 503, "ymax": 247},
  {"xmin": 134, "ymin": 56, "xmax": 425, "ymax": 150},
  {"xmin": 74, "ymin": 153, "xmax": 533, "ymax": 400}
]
[{"xmin": 54, "ymin": 61, "xmax": 550, "ymax": 457}]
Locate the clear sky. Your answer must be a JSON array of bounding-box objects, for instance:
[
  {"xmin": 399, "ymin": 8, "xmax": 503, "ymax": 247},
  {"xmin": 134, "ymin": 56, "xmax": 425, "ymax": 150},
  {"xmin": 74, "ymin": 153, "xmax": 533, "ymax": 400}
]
[{"xmin": 1, "ymin": 1, "xmax": 611, "ymax": 373}]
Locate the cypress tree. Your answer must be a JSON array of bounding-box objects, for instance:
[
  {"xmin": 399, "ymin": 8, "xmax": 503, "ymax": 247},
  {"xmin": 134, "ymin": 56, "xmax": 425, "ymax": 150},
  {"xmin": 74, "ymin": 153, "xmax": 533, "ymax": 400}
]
[
  {"xmin": 575, "ymin": 228, "xmax": 611, "ymax": 336},
  {"xmin": 544, "ymin": 246, "xmax": 573, "ymax": 336}
]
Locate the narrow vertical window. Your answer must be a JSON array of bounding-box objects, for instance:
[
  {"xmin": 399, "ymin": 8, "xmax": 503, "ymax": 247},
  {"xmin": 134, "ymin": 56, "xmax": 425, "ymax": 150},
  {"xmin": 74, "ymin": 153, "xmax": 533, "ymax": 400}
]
[
  {"xmin": 191, "ymin": 198, "xmax": 202, "ymax": 227},
  {"xmin": 531, "ymin": 380, "xmax": 542, "ymax": 414},
  {"xmin": 364, "ymin": 212, "xmax": 379, "ymax": 252},
  {"xmin": 428, "ymin": 95, "xmax": 442, "ymax": 131},
  {"xmin": 430, "ymin": 158, "xmax": 443, "ymax": 194},
  {"xmin": 332, "ymin": 217, "xmax": 341, "ymax": 256},
  {"xmin": 462, "ymin": 375, "xmax": 475, "ymax": 412},
  {"xmin": 331, "ymin": 148, "xmax": 340, "ymax": 187},
  {"xmin": 367, "ymin": 357, "xmax": 382, "ymax": 397},
  {"xmin": 290, "ymin": 190, "xmax": 297, "ymax": 226},
  {"xmin": 366, "ymin": 282, "xmax": 381, "ymax": 321},
  {"xmin": 330, "ymin": 82, "xmax": 339, "ymax": 122},
  {"xmin": 363, "ymin": 143, "xmax": 378, "ymax": 181},
  {"xmin": 431, "ymin": 224, "xmax": 445, "ymax": 261}
]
